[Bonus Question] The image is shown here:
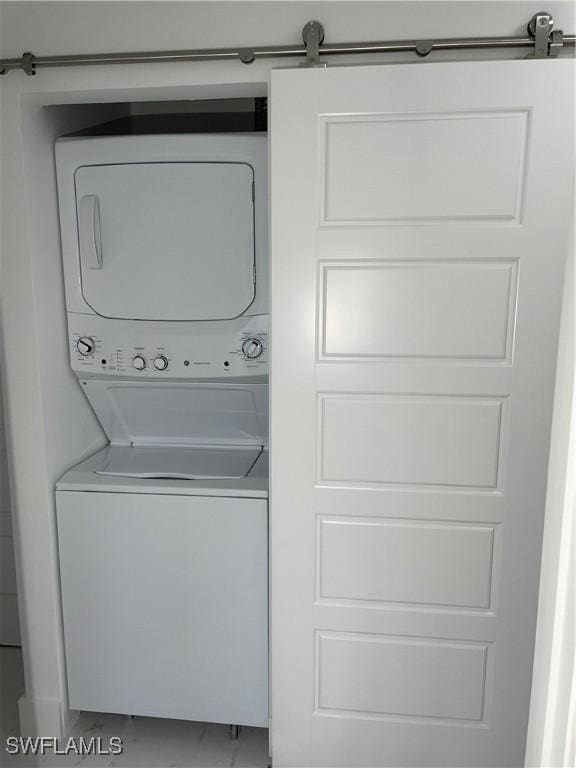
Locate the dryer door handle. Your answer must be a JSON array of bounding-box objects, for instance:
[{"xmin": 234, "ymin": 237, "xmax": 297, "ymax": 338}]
[{"xmin": 78, "ymin": 194, "xmax": 103, "ymax": 270}]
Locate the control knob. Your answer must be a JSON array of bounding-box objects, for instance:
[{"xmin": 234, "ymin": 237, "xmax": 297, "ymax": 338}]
[
  {"xmin": 242, "ymin": 337, "xmax": 264, "ymax": 360},
  {"xmin": 153, "ymin": 355, "xmax": 169, "ymax": 371},
  {"xmin": 76, "ymin": 336, "xmax": 95, "ymax": 356},
  {"xmin": 132, "ymin": 355, "xmax": 147, "ymax": 371}
]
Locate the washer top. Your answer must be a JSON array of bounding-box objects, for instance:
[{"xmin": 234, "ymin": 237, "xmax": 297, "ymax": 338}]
[
  {"xmin": 57, "ymin": 444, "xmax": 269, "ymax": 498},
  {"xmin": 94, "ymin": 444, "xmax": 262, "ymax": 480}
]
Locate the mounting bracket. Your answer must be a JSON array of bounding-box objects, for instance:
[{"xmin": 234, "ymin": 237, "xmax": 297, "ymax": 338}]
[
  {"xmin": 301, "ymin": 21, "xmax": 326, "ymax": 67},
  {"xmin": 527, "ymin": 12, "xmax": 563, "ymax": 58},
  {"xmin": 22, "ymin": 51, "xmax": 36, "ymax": 75}
]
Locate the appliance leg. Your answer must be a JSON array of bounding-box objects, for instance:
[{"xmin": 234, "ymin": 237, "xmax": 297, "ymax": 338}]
[{"xmin": 230, "ymin": 724, "xmax": 241, "ymax": 740}]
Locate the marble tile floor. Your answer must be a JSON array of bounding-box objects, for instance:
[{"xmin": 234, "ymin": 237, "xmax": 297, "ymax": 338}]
[{"xmin": 0, "ymin": 646, "xmax": 269, "ymax": 768}]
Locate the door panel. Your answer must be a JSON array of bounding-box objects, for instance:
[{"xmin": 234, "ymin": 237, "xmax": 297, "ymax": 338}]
[
  {"xmin": 319, "ymin": 259, "xmax": 517, "ymax": 361},
  {"xmin": 270, "ymin": 60, "xmax": 574, "ymax": 767},
  {"xmin": 317, "ymin": 516, "xmax": 496, "ymax": 610},
  {"xmin": 318, "ymin": 393, "xmax": 504, "ymax": 489},
  {"xmin": 316, "ymin": 631, "xmax": 490, "ymax": 722},
  {"xmin": 321, "ymin": 111, "xmax": 528, "ymax": 223},
  {"xmin": 75, "ymin": 163, "xmax": 255, "ymax": 321}
]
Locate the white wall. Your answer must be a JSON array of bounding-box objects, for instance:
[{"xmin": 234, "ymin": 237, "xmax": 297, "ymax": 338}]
[
  {"xmin": 0, "ymin": 0, "xmax": 19, "ymax": 651},
  {"xmin": 0, "ymin": 375, "xmax": 19, "ymax": 646},
  {"xmin": 525, "ymin": 225, "xmax": 576, "ymax": 768},
  {"xmin": 0, "ymin": 0, "xmax": 573, "ymax": 748},
  {"xmin": 0, "ymin": 96, "xmax": 130, "ymax": 736}
]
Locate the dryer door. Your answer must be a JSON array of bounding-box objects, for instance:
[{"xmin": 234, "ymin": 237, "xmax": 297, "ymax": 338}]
[{"xmin": 74, "ymin": 162, "xmax": 255, "ymax": 321}]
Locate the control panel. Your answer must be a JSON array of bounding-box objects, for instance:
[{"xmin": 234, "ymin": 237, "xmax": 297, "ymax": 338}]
[{"xmin": 68, "ymin": 315, "xmax": 269, "ymax": 379}]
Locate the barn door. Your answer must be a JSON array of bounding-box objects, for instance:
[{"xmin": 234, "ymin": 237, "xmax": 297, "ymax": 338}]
[{"xmin": 270, "ymin": 60, "xmax": 574, "ymax": 767}]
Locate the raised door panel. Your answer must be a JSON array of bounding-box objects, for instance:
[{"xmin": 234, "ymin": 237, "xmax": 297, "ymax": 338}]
[
  {"xmin": 317, "ymin": 516, "xmax": 496, "ymax": 611},
  {"xmin": 316, "ymin": 631, "xmax": 490, "ymax": 723},
  {"xmin": 320, "ymin": 260, "xmax": 518, "ymax": 362},
  {"xmin": 322, "ymin": 112, "xmax": 529, "ymax": 224},
  {"xmin": 318, "ymin": 394, "xmax": 505, "ymax": 490}
]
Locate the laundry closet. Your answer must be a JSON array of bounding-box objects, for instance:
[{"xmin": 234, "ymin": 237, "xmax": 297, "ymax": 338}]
[
  {"xmin": 0, "ymin": 5, "xmax": 574, "ymax": 768},
  {"xmin": 54, "ymin": 101, "xmax": 270, "ymax": 730}
]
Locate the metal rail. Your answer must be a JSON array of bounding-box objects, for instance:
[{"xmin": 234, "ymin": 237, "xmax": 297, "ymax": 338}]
[{"xmin": 0, "ymin": 12, "xmax": 574, "ymax": 76}]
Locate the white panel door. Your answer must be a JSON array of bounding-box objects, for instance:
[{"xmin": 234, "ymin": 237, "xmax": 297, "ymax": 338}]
[{"xmin": 270, "ymin": 60, "xmax": 574, "ymax": 767}]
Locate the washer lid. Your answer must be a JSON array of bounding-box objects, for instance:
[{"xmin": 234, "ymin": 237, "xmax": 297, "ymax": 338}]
[
  {"xmin": 74, "ymin": 162, "xmax": 255, "ymax": 321},
  {"xmin": 94, "ymin": 444, "xmax": 262, "ymax": 480},
  {"xmin": 82, "ymin": 379, "xmax": 268, "ymax": 448}
]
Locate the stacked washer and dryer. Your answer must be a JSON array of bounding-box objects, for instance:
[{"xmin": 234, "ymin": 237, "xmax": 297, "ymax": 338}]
[{"xmin": 54, "ymin": 133, "xmax": 269, "ymax": 728}]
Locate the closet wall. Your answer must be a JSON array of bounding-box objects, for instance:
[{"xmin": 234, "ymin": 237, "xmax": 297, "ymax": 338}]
[{"xmin": 0, "ymin": 374, "xmax": 19, "ymax": 646}]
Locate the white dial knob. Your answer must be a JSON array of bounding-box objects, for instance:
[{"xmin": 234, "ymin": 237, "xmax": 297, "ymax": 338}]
[
  {"xmin": 77, "ymin": 336, "xmax": 95, "ymax": 356},
  {"xmin": 132, "ymin": 355, "xmax": 146, "ymax": 371},
  {"xmin": 242, "ymin": 337, "xmax": 264, "ymax": 360},
  {"xmin": 153, "ymin": 355, "xmax": 168, "ymax": 371}
]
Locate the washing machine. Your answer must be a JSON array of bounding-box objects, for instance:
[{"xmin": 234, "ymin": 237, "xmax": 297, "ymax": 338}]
[{"xmin": 54, "ymin": 133, "xmax": 269, "ymax": 726}]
